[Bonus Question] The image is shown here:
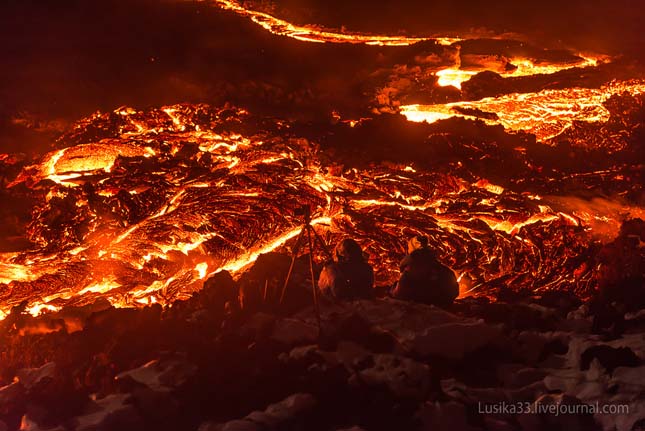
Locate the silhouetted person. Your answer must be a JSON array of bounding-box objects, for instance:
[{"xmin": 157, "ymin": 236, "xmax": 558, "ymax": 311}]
[
  {"xmin": 392, "ymin": 235, "xmax": 458, "ymax": 307},
  {"xmin": 318, "ymin": 238, "xmax": 374, "ymax": 300},
  {"xmin": 589, "ymin": 218, "xmax": 645, "ymax": 335}
]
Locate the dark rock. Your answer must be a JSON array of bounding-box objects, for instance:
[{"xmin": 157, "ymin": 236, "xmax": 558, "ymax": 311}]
[
  {"xmin": 354, "ymin": 353, "xmax": 430, "ymax": 399},
  {"xmin": 497, "ymin": 364, "xmax": 547, "ymax": 389},
  {"xmin": 238, "ymin": 313, "xmax": 276, "ymax": 340},
  {"xmin": 71, "ymin": 394, "xmax": 143, "ymax": 431},
  {"xmin": 199, "ymin": 271, "xmax": 239, "ymax": 311},
  {"xmin": 536, "ymin": 290, "xmax": 582, "ymax": 315},
  {"xmin": 320, "ymin": 312, "xmax": 396, "ymax": 353},
  {"xmin": 15, "ymin": 363, "xmax": 56, "ymax": 392},
  {"xmin": 0, "ymin": 382, "xmax": 25, "ymax": 412},
  {"xmin": 199, "ymin": 393, "xmax": 317, "ymax": 431},
  {"xmin": 580, "ymin": 345, "xmax": 641, "ymax": 373},
  {"xmin": 416, "ymin": 401, "xmax": 481, "ymax": 431},
  {"xmin": 482, "ymin": 416, "xmax": 515, "ymax": 431},
  {"xmin": 312, "ymin": 299, "xmax": 502, "ymax": 360},
  {"xmin": 517, "ymin": 393, "xmax": 600, "ymax": 431},
  {"xmin": 238, "ymin": 253, "xmax": 291, "ymax": 312},
  {"xmin": 115, "ymin": 356, "xmax": 197, "ymax": 393},
  {"xmin": 270, "ymin": 318, "xmax": 318, "ymax": 347},
  {"xmin": 17, "ymin": 415, "xmax": 65, "ymax": 431}
]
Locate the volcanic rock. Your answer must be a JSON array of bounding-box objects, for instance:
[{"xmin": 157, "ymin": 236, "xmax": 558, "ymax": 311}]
[
  {"xmin": 115, "ymin": 356, "xmax": 197, "ymax": 393},
  {"xmin": 271, "ymin": 318, "xmax": 318, "ymax": 346},
  {"xmin": 497, "ymin": 364, "xmax": 547, "ymax": 389},
  {"xmin": 306, "ymin": 299, "xmax": 503, "ymax": 360},
  {"xmin": 516, "ymin": 393, "xmax": 600, "ymax": 431},
  {"xmin": 198, "ymin": 393, "xmax": 317, "ymax": 431},
  {"xmin": 354, "ymin": 353, "xmax": 431, "ymax": 399},
  {"xmin": 580, "ymin": 345, "xmax": 641, "ymax": 373},
  {"xmin": 0, "ymin": 383, "xmax": 24, "ymax": 412},
  {"xmin": 199, "ymin": 271, "xmax": 239, "ymax": 311},
  {"xmin": 15, "ymin": 364, "xmax": 56, "ymax": 392},
  {"xmin": 71, "ymin": 394, "xmax": 142, "ymax": 431},
  {"xmin": 416, "ymin": 401, "xmax": 481, "ymax": 431},
  {"xmin": 18, "ymin": 415, "xmax": 65, "ymax": 431}
]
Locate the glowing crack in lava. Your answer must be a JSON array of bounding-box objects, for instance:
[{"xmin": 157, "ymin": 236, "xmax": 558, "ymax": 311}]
[
  {"xmin": 400, "ymin": 80, "xmax": 645, "ymax": 141},
  {"xmin": 434, "ymin": 55, "xmax": 604, "ymax": 89},
  {"xmin": 207, "ymin": 0, "xmax": 460, "ymax": 46},
  {"xmin": 206, "ymin": 0, "xmax": 607, "ymax": 93},
  {"xmin": 1, "ymin": 103, "xmax": 640, "ymax": 317}
]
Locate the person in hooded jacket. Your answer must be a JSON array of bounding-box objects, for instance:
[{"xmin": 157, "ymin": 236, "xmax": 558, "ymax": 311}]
[
  {"xmin": 391, "ymin": 235, "xmax": 458, "ymax": 307},
  {"xmin": 318, "ymin": 238, "xmax": 374, "ymax": 300}
]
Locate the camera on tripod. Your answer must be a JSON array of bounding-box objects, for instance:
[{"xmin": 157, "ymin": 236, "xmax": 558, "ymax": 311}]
[{"xmin": 293, "ymin": 204, "xmax": 312, "ymax": 218}]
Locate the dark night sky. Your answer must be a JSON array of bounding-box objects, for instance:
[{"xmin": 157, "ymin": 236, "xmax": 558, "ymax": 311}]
[
  {"xmin": 0, "ymin": 0, "xmax": 643, "ymax": 153},
  {"xmin": 271, "ymin": 0, "xmax": 643, "ymax": 52}
]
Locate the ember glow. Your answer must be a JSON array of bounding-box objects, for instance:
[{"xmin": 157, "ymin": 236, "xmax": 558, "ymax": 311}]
[
  {"xmin": 435, "ymin": 55, "xmax": 604, "ymax": 89},
  {"xmin": 0, "ymin": 0, "xmax": 643, "ymax": 321},
  {"xmin": 1, "ymin": 97, "xmax": 642, "ymax": 318},
  {"xmin": 208, "ymin": 0, "xmax": 460, "ymax": 46},
  {"xmin": 401, "ymin": 80, "xmax": 645, "ymax": 141}
]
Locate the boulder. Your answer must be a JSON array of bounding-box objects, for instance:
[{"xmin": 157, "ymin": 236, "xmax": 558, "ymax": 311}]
[
  {"xmin": 115, "ymin": 356, "xmax": 197, "ymax": 393},
  {"xmin": 354, "ymin": 353, "xmax": 430, "ymax": 399},
  {"xmin": 497, "ymin": 364, "xmax": 547, "ymax": 389},
  {"xmin": 517, "ymin": 393, "xmax": 600, "ymax": 431},
  {"xmin": 18, "ymin": 415, "xmax": 65, "ymax": 431},
  {"xmin": 416, "ymin": 401, "xmax": 481, "ymax": 431},
  {"xmin": 15, "ymin": 363, "xmax": 56, "ymax": 392},
  {"xmin": 199, "ymin": 393, "xmax": 317, "ymax": 431},
  {"xmin": 0, "ymin": 382, "xmax": 25, "ymax": 411},
  {"xmin": 309, "ymin": 299, "xmax": 502, "ymax": 360},
  {"xmin": 71, "ymin": 394, "xmax": 142, "ymax": 431},
  {"xmin": 270, "ymin": 318, "xmax": 318, "ymax": 346},
  {"xmin": 200, "ymin": 271, "xmax": 239, "ymax": 310},
  {"xmin": 580, "ymin": 345, "xmax": 640, "ymax": 373}
]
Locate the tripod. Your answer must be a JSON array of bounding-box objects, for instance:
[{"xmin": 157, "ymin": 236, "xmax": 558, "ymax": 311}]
[{"xmin": 279, "ymin": 206, "xmax": 332, "ymax": 334}]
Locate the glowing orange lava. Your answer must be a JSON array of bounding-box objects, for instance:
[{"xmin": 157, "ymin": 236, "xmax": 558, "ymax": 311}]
[
  {"xmin": 435, "ymin": 55, "xmax": 605, "ymax": 89},
  {"xmin": 207, "ymin": 0, "xmax": 460, "ymax": 46},
  {"xmin": 400, "ymin": 80, "xmax": 645, "ymax": 141},
  {"xmin": 1, "ymin": 101, "xmax": 638, "ymax": 317}
]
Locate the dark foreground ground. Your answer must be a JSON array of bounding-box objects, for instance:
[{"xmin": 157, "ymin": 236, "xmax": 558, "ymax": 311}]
[{"xmin": 0, "ymin": 220, "xmax": 644, "ymax": 431}]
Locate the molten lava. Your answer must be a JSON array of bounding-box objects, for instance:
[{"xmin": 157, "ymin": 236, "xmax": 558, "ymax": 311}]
[
  {"xmin": 2, "ymin": 98, "xmax": 641, "ymax": 318},
  {"xmin": 208, "ymin": 0, "xmax": 460, "ymax": 46},
  {"xmin": 435, "ymin": 55, "xmax": 605, "ymax": 89},
  {"xmin": 401, "ymin": 80, "xmax": 645, "ymax": 141},
  {"xmin": 0, "ymin": 0, "xmax": 643, "ymax": 321}
]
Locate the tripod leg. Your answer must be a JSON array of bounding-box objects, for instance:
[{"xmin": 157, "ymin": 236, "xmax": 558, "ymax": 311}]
[
  {"xmin": 279, "ymin": 227, "xmax": 305, "ymax": 304},
  {"xmin": 310, "ymin": 225, "xmax": 333, "ymax": 261},
  {"xmin": 306, "ymin": 225, "xmax": 322, "ymax": 335}
]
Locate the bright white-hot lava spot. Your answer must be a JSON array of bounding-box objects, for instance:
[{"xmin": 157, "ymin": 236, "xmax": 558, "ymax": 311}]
[
  {"xmin": 400, "ymin": 80, "xmax": 645, "ymax": 141},
  {"xmin": 0, "ymin": 0, "xmax": 643, "ymax": 319},
  {"xmin": 0, "ymin": 100, "xmax": 642, "ymax": 318}
]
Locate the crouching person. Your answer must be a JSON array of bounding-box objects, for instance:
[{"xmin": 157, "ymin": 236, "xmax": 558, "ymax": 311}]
[
  {"xmin": 392, "ymin": 235, "xmax": 458, "ymax": 307},
  {"xmin": 318, "ymin": 238, "xmax": 374, "ymax": 300}
]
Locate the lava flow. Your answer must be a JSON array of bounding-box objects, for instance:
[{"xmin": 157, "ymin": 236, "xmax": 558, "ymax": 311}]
[
  {"xmin": 208, "ymin": 0, "xmax": 460, "ymax": 45},
  {"xmin": 1, "ymin": 0, "xmax": 644, "ymax": 321},
  {"xmin": 1, "ymin": 95, "xmax": 642, "ymax": 319},
  {"xmin": 401, "ymin": 79, "xmax": 645, "ymax": 141}
]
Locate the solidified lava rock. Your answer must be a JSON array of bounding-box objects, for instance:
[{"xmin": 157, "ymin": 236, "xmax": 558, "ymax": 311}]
[
  {"xmin": 0, "ymin": 289, "xmax": 644, "ymax": 430},
  {"xmin": 580, "ymin": 345, "xmax": 641, "ymax": 373}
]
